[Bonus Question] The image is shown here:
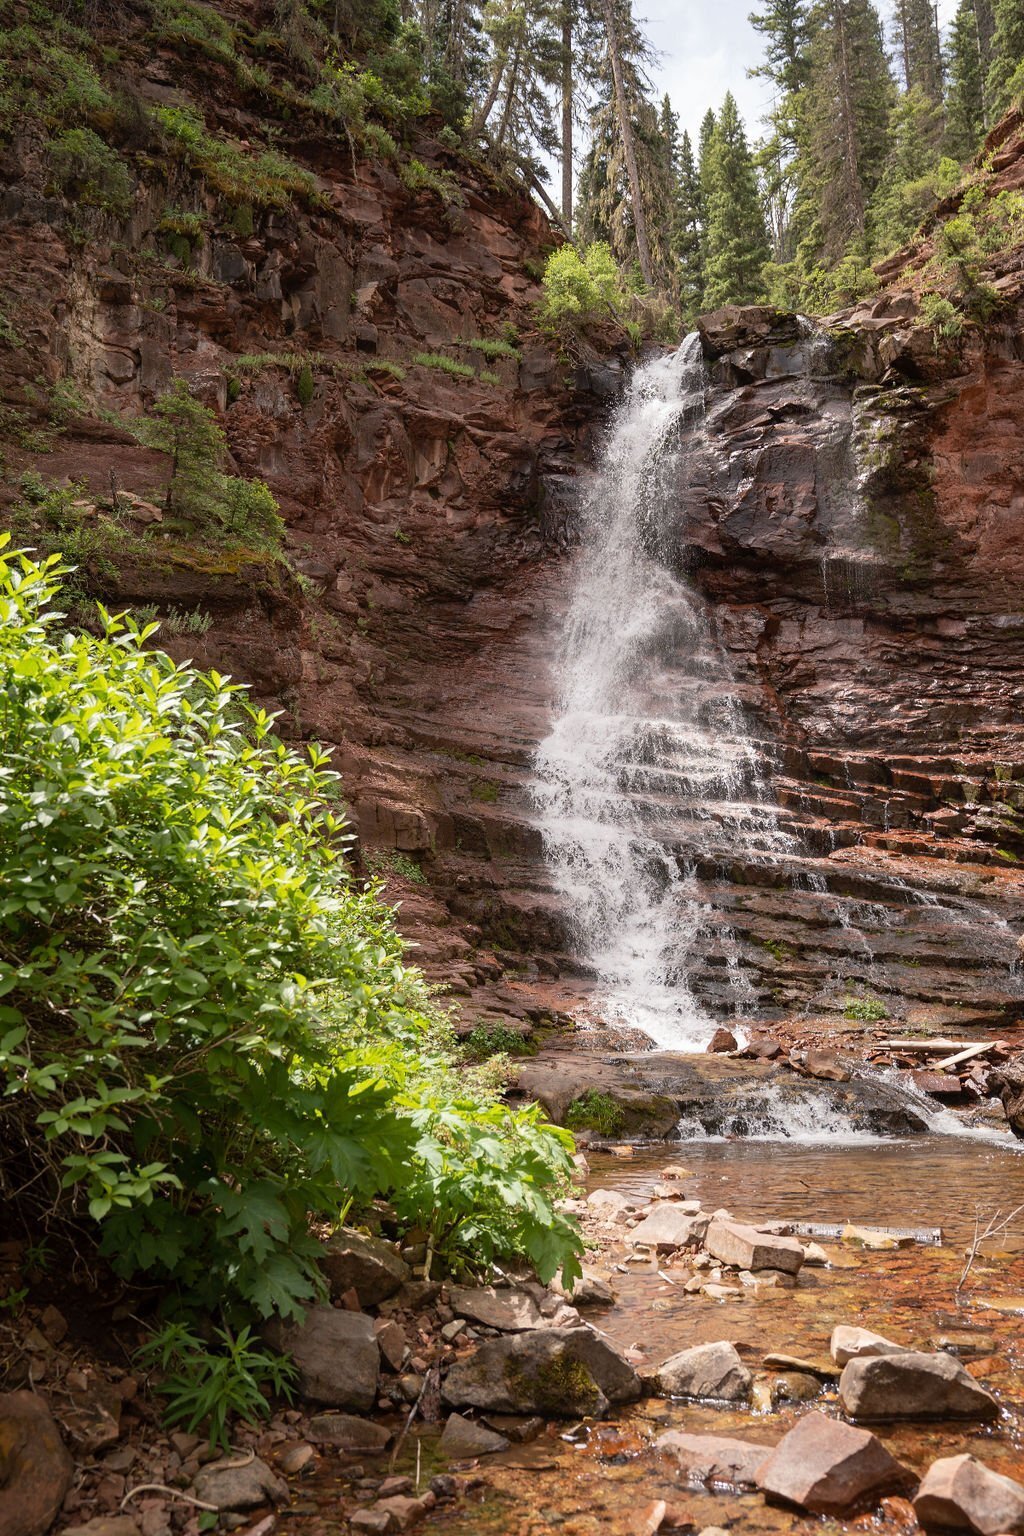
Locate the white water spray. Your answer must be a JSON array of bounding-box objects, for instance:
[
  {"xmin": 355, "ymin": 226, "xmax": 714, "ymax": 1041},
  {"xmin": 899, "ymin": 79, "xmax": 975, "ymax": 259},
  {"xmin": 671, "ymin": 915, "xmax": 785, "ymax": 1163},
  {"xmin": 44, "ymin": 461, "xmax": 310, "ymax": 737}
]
[{"xmin": 534, "ymin": 340, "xmax": 787, "ymax": 1049}]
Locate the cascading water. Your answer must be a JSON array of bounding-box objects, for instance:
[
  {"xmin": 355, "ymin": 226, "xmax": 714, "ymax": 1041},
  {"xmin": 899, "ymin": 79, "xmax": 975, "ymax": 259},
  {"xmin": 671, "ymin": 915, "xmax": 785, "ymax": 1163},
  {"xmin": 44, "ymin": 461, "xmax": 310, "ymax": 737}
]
[{"xmin": 533, "ymin": 338, "xmax": 789, "ymax": 1049}]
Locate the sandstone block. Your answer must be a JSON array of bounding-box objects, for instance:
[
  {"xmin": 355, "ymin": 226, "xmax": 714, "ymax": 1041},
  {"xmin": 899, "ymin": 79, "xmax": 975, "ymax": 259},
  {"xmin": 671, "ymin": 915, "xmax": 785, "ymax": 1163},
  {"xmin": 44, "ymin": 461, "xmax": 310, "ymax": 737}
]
[
  {"xmin": 0, "ymin": 1390, "xmax": 73, "ymax": 1536},
  {"xmin": 655, "ymin": 1341, "xmax": 752, "ymax": 1402},
  {"xmin": 267, "ymin": 1306, "xmax": 379, "ymax": 1409},
  {"xmin": 629, "ymin": 1204, "xmax": 708, "ymax": 1250},
  {"xmin": 914, "ymin": 1452, "xmax": 1024, "ymax": 1534},
  {"xmin": 838, "ymin": 1352, "xmax": 1000, "ymax": 1422},
  {"xmin": 319, "ymin": 1228, "xmax": 409, "ymax": 1306},
  {"xmin": 756, "ymin": 1411, "xmax": 910, "ymax": 1514},
  {"xmin": 656, "ymin": 1429, "xmax": 775, "ymax": 1488},
  {"xmin": 307, "ymin": 1413, "xmax": 391, "ymax": 1451},
  {"xmin": 831, "ymin": 1325, "xmax": 906, "ymax": 1365},
  {"xmin": 705, "ymin": 1217, "xmax": 805, "ymax": 1274},
  {"xmin": 442, "ymin": 1327, "xmax": 640, "ymax": 1418},
  {"xmin": 439, "ymin": 1412, "xmax": 510, "ymax": 1457}
]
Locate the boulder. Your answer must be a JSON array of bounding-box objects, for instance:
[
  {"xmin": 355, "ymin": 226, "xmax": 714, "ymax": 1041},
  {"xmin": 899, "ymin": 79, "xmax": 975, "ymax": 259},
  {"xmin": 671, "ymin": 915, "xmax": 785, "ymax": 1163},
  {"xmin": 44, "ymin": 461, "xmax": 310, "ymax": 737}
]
[
  {"xmin": 831, "ymin": 1325, "xmax": 907, "ymax": 1365},
  {"xmin": 557, "ymin": 1268, "xmax": 616, "ymax": 1306},
  {"xmin": 696, "ymin": 305, "xmax": 803, "ymax": 358},
  {"xmin": 266, "ymin": 1306, "xmax": 380, "ymax": 1409},
  {"xmin": 914, "ymin": 1453, "xmax": 1024, "ymax": 1534},
  {"xmin": 705, "ymin": 1218, "xmax": 805, "ymax": 1275},
  {"xmin": 192, "ymin": 1455, "xmax": 289, "ymax": 1512},
  {"xmin": 439, "ymin": 1412, "xmax": 510, "ymax": 1457},
  {"xmin": 586, "ymin": 1188, "xmax": 634, "ymax": 1216},
  {"xmin": 0, "ymin": 1390, "xmax": 73, "ymax": 1536},
  {"xmin": 989, "ymin": 1057, "xmax": 1024, "ymax": 1138},
  {"xmin": 707, "ymin": 1029, "xmax": 738, "ymax": 1053},
  {"xmin": 629, "ymin": 1205, "xmax": 708, "ymax": 1251},
  {"xmin": 656, "ymin": 1430, "xmax": 775, "ymax": 1488},
  {"xmin": 655, "ymin": 1341, "xmax": 752, "ymax": 1403},
  {"xmin": 442, "ymin": 1327, "xmax": 641, "ymax": 1418},
  {"xmin": 756, "ymin": 1411, "xmax": 911, "ymax": 1514},
  {"xmin": 449, "ymin": 1284, "xmax": 577, "ymax": 1331},
  {"xmin": 319, "ymin": 1229, "xmax": 410, "ymax": 1306},
  {"xmin": 838, "ymin": 1352, "xmax": 1000, "ymax": 1422},
  {"xmin": 307, "ymin": 1413, "xmax": 391, "ymax": 1452}
]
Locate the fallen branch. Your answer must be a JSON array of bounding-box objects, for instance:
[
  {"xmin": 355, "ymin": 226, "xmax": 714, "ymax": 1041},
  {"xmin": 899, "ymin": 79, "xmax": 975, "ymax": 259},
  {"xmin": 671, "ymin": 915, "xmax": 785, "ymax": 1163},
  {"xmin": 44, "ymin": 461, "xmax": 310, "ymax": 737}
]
[{"xmin": 955, "ymin": 1203, "xmax": 1024, "ymax": 1300}]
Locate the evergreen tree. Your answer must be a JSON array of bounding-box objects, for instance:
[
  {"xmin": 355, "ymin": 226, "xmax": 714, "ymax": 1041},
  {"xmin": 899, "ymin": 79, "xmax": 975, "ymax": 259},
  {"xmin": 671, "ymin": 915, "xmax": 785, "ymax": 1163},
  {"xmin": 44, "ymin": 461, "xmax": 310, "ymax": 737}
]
[
  {"xmin": 892, "ymin": 0, "xmax": 943, "ymax": 100},
  {"xmin": 576, "ymin": 0, "xmax": 674, "ymax": 286},
  {"xmin": 986, "ymin": 0, "xmax": 1024, "ymax": 120},
  {"xmin": 697, "ymin": 107, "xmax": 717, "ymax": 273},
  {"xmin": 702, "ymin": 92, "xmax": 771, "ymax": 306},
  {"xmin": 946, "ymin": 0, "xmax": 988, "ymax": 157},
  {"xmin": 868, "ymin": 85, "xmax": 946, "ymax": 254},
  {"xmin": 748, "ymin": 0, "xmax": 812, "ymax": 259},
  {"xmin": 792, "ymin": 0, "xmax": 894, "ymax": 266},
  {"xmin": 674, "ymin": 128, "xmax": 706, "ymax": 315}
]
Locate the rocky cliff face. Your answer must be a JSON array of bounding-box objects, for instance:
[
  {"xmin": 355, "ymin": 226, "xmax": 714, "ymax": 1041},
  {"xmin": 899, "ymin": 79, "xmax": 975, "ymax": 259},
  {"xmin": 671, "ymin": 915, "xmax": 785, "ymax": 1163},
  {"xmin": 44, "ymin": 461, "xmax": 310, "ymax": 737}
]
[{"xmin": 3, "ymin": 19, "xmax": 1024, "ymax": 1040}]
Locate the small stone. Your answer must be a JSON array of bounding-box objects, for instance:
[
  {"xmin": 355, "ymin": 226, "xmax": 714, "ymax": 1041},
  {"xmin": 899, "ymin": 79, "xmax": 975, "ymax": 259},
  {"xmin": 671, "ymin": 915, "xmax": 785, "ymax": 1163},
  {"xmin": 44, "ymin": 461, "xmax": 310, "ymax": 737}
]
[
  {"xmin": 40, "ymin": 1305, "xmax": 68, "ymax": 1344},
  {"xmin": 838, "ymin": 1351, "xmax": 1000, "ymax": 1423},
  {"xmin": 637, "ymin": 1500, "xmax": 667, "ymax": 1535},
  {"xmin": 707, "ymin": 1028, "xmax": 738, "ymax": 1053},
  {"xmin": 557, "ymin": 1268, "xmax": 616, "ymax": 1306},
  {"xmin": 655, "ymin": 1342, "xmax": 752, "ymax": 1403},
  {"xmin": 481, "ymin": 1414, "xmax": 544, "ymax": 1443},
  {"xmin": 350, "ymin": 1513, "xmax": 392, "ymax": 1535},
  {"xmin": 319, "ymin": 1229, "xmax": 410, "ymax": 1307},
  {"xmin": 277, "ymin": 1441, "xmax": 315, "ymax": 1474},
  {"xmin": 802, "ymin": 1243, "xmax": 830, "ymax": 1266},
  {"xmin": 192, "ymin": 1455, "xmax": 289, "ymax": 1512},
  {"xmin": 378, "ymin": 1476, "xmax": 414, "ymax": 1497},
  {"xmin": 705, "ymin": 1218, "xmax": 805, "ymax": 1275},
  {"xmin": 756, "ymin": 1411, "xmax": 911, "ymax": 1514},
  {"xmin": 770, "ymin": 1371, "xmax": 821, "ymax": 1404},
  {"xmin": 587, "ymin": 1188, "xmax": 634, "ymax": 1215},
  {"xmin": 306, "ymin": 1413, "xmax": 391, "ymax": 1452},
  {"xmin": 656, "ymin": 1430, "xmax": 775, "ymax": 1488},
  {"xmin": 440, "ymin": 1412, "xmax": 510, "ymax": 1458},
  {"xmin": 441, "ymin": 1320, "xmax": 466, "ymax": 1343},
  {"xmin": 702, "ymin": 1283, "xmax": 744, "ymax": 1300},
  {"xmin": 914, "ymin": 1453, "xmax": 1024, "ymax": 1535},
  {"xmin": 60, "ymin": 1521, "xmax": 141, "ymax": 1536},
  {"xmin": 629, "ymin": 1206, "xmax": 708, "ymax": 1251},
  {"xmin": 374, "ymin": 1319, "xmax": 407, "ymax": 1370},
  {"xmin": 372, "ymin": 1494, "xmax": 430, "ymax": 1530},
  {"xmin": 831, "ymin": 1325, "xmax": 905, "ymax": 1365}
]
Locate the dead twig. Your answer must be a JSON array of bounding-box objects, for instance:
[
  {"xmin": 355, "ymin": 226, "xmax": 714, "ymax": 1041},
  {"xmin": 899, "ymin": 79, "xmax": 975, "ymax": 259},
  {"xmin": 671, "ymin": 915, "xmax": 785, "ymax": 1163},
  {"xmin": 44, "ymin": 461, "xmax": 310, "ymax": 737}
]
[{"xmin": 955, "ymin": 1203, "xmax": 1024, "ymax": 1300}]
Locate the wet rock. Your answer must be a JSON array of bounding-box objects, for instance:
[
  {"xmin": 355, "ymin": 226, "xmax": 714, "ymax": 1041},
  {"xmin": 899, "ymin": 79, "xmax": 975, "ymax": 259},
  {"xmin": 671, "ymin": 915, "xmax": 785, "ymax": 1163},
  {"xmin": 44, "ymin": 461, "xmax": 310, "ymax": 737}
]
[
  {"xmin": 705, "ymin": 1218, "xmax": 805, "ymax": 1275},
  {"xmin": 442, "ymin": 1326, "xmax": 641, "ymax": 1417},
  {"xmin": 707, "ymin": 1029, "xmax": 737, "ymax": 1053},
  {"xmin": 989, "ymin": 1058, "xmax": 1024, "ymax": 1138},
  {"xmin": 266, "ymin": 1306, "xmax": 379, "ymax": 1409},
  {"xmin": 0, "ymin": 1389, "xmax": 73, "ymax": 1536},
  {"xmin": 629, "ymin": 1205, "xmax": 708, "ymax": 1251},
  {"xmin": 439, "ymin": 1412, "xmax": 510, "ymax": 1457},
  {"xmin": 831, "ymin": 1325, "xmax": 906, "ymax": 1365},
  {"xmin": 319, "ymin": 1229, "xmax": 410, "ymax": 1306},
  {"xmin": 838, "ymin": 1351, "xmax": 1000, "ymax": 1422},
  {"xmin": 192, "ymin": 1454, "xmax": 289, "ymax": 1511},
  {"xmin": 307, "ymin": 1412, "xmax": 391, "ymax": 1451},
  {"xmin": 696, "ymin": 305, "xmax": 802, "ymax": 358},
  {"xmin": 370, "ymin": 1494, "xmax": 434, "ymax": 1531},
  {"xmin": 482, "ymin": 1413, "xmax": 544, "ymax": 1442},
  {"xmin": 655, "ymin": 1341, "xmax": 752, "ymax": 1402},
  {"xmin": 656, "ymin": 1430, "xmax": 775, "ymax": 1488},
  {"xmin": 449, "ymin": 1284, "xmax": 577, "ymax": 1331},
  {"xmin": 586, "ymin": 1188, "xmax": 634, "ymax": 1216},
  {"xmin": 914, "ymin": 1452, "xmax": 1024, "ymax": 1534},
  {"xmin": 788, "ymin": 1048, "xmax": 852, "ymax": 1082},
  {"xmin": 756, "ymin": 1411, "xmax": 911, "ymax": 1514},
  {"xmin": 277, "ymin": 1441, "xmax": 315, "ymax": 1474},
  {"xmin": 770, "ymin": 1370, "xmax": 822, "ymax": 1404},
  {"xmin": 556, "ymin": 1268, "xmax": 616, "ymax": 1306}
]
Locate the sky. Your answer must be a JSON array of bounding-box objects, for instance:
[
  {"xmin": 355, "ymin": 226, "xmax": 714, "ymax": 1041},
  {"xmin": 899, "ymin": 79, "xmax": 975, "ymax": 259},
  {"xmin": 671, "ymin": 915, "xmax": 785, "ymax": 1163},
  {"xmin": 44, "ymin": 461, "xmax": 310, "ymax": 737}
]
[{"xmin": 641, "ymin": 0, "xmax": 961, "ymax": 152}]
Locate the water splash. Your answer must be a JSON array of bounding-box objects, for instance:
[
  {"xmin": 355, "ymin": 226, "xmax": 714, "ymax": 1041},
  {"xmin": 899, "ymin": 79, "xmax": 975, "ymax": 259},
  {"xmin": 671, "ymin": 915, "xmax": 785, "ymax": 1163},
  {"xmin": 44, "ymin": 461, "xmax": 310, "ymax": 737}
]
[{"xmin": 533, "ymin": 339, "xmax": 786, "ymax": 1049}]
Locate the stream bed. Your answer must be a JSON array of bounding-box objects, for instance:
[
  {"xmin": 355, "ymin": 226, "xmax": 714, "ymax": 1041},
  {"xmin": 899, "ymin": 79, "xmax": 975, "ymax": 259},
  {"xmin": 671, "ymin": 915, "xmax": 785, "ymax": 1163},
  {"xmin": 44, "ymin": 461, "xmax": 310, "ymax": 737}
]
[{"xmin": 298, "ymin": 1134, "xmax": 1024, "ymax": 1536}]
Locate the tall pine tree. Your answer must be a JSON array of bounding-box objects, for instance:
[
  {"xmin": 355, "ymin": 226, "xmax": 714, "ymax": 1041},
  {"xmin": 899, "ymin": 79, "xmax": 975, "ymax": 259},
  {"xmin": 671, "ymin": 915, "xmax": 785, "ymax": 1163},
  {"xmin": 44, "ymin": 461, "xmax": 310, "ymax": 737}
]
[
  {"xmin": 946, "ymin": 0, "xmax": 989, "ymax": 157},
  {"xmin": 986, "ymin": 0, "xmax": 1024, "ymax": 120},
  {"xmin": 674, "ymin": 128, "xmax": 706, "ymax": 315},
  {"xmin": 892, "ymin": 0, "xmax": 943, "ymax": 101},
  {"xmin": 792, "ymin": 0, "xmax": 894, "ymax": 266},
  {"xmin": 702, "ymin": 92, "xmax": 771, "ymax": 306}
]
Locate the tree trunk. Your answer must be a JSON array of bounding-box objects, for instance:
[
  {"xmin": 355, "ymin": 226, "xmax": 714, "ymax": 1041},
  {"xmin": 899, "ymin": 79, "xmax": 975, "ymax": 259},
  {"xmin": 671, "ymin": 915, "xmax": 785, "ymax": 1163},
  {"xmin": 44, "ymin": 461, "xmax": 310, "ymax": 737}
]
[
  {"xmin": 495, "ymin": 38, "xmax": 523, "ymax": 149},
  {"xmin": 561, "ymin": 3, "xmax": 573, "ymax": 230},
  {"xmin": 472, "ymin": 53, "xmax": 507, "ymax": 134},
  {"xmin": 599, "ymin": 0, "xmax": 655, "ymax": 287}
]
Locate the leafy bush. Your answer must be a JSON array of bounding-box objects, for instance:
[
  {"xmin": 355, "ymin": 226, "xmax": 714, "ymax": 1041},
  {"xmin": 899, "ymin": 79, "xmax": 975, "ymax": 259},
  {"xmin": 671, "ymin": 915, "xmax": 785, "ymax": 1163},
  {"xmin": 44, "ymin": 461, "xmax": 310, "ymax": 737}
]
[
  {"xmin": 136, "ymin": 1321, "xmax": 296, "ymax": 1449},
  {"xmin": 564, "ymin": 1090, "xmax": 626, "ymax": 1137},
  {"xmin": 131, "ymin": 380, "xmax": 285, "ymax": 550},
  {"xmin": 295, "ymin": 363, "xmax": 315, "ymax": 406},
  {"xmin": 48, "ymin": 127, "xmax": 134, "ymax": 214},
  {"xmin": 463, "ymin": 1024, "xmax": 533, "ymax": 1061},
  {"xmin": 0, "ymin": 542, "xmax": 581, "ymax": 1322},
  {"xmin": 920, "ymin": 292, "xmax": 964, "ymax": 341},
  {"xmin": 537, "ymin": 242, "xmax": 624, "ymax": 331},
  {"xmin": 0, "ymin": 305, "xmax": 23, "ymax": 350},
  {"xmin": 842, "ymin": 994, "xmax": 889, "ymax": 1022},
  {"xmin": 400, "ymin": 157, "xmax": 464, "ymax": 206},
  {"xmin": 364, "ymin": 849, "xmax": 425, "ymax": 884}
]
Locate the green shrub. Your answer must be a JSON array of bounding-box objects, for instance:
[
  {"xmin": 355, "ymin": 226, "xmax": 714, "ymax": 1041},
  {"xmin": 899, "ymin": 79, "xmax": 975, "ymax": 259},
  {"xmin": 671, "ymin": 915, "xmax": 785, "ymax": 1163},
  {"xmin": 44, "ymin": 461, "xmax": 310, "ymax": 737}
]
[
  {"xmin": 149, "ymin": 0, "xmax": 238, "ymax": 64},
  {"xmin": 136, "ymin": 1322, "xmax": 295, "ymax": 1450},
  {"xmin": 920, "ymin": 293, "xmax": 964, "ymax": 341},
  {"xmin": 163, "ymin": 604, "xmax": 213, "ymax": 635},
  {"xmin": 153, "ymin": 104, "xmax": 321, "ymax": 209},
  {"xmin": 363, "ymin": 122, "xmax": 398, "ymax": 161},
  {"xmin": 131, "ymin": 379, "xmax": 285, "ymax": 550},
  {"xmin": 0, "ymin": 305, "xmax": 24, "ymax": 350},
  {"xmin": 0, "ymin": 542, "xmax": 582, "ymax": 1321},
  {"xmin": 463, "ymin": 1024, "xmax": 532, "ymax": 1061},
  {"xmin": 364, "ymin": 849, "xmax": 425, "ymax": 884},
  {"xmin": 478, "ymin": 369, "xmax": 499, "ymax": 386},
  {"xmin": 413, "ymin": 351, "xmax": 474, "ymax": 379},
  {"xmin": 564, "ymin": 1090, "xmax": 626, "ymax": 1137},
  {"xmin": 295, "ymin": 363, "xmax": 315, "ymax": 406},
  {"xmin": 842, "ymin": 994, "xmax": 889, "ymax": 1022},
  {"xmin": 400, "ymin": 157, "xmax": 464, "ymax": 206},
  {"xmin": 48, "ymin": 127, "xmax": 133, "ymax": 215},
  {"xmin": 537, "ymin": 242, "xmax": 623, "ymax": 330}
]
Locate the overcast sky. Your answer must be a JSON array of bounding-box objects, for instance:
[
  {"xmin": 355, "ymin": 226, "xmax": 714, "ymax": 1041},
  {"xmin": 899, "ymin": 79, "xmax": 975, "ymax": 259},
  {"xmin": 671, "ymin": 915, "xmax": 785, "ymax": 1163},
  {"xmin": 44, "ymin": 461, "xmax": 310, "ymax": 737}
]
[{"xmin": 641, "ymin": 0, "xmax": 961, "ymax": 151}]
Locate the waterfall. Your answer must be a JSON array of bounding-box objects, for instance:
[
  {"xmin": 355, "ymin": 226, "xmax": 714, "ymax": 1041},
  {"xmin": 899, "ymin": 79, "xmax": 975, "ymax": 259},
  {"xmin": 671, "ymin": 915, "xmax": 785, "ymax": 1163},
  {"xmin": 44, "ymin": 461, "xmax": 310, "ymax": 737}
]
[{"xmin": 534, "ymin": 338, "xmax": 788, "ymax": 1050}]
